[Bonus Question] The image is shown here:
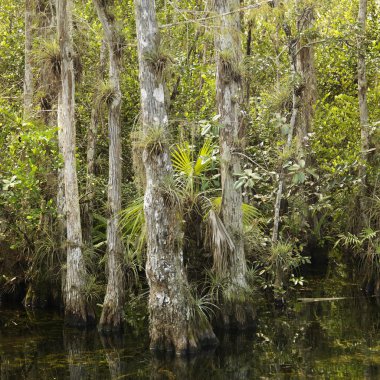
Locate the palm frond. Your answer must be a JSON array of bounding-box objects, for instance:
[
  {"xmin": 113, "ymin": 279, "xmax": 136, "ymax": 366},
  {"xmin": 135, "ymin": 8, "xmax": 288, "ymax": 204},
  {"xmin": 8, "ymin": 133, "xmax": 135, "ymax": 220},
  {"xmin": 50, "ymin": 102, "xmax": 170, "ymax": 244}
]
[
  {"xmin": 171, "ymin": 142, "xmax": 193, "ymax": 177},
  {"xmin": 171, "ymin": 138, "xmax": 216, "ymax": 178},
  {"xmin": 119, "ymin": 197, "xmax": 146, "ymax": 256},
  {"xmin": 193, "ymin": 138, "xmax": 214, "ymax": 176}
]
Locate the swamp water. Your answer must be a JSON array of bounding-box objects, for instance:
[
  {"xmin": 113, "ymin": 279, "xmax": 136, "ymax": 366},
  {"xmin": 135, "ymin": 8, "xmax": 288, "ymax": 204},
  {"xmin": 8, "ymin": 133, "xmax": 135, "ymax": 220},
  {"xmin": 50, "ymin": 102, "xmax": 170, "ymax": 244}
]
[{"xmin": 1, "ymin": 261, "xmax": 380, "ymax": 379}]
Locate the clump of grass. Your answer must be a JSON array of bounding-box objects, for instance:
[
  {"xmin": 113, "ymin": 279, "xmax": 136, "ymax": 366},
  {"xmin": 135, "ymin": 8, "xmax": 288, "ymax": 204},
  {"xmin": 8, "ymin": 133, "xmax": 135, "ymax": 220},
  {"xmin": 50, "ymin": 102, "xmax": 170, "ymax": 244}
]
[{"xmin": 188, "ymin": 288, "xmax": 218, "ymax": 326}]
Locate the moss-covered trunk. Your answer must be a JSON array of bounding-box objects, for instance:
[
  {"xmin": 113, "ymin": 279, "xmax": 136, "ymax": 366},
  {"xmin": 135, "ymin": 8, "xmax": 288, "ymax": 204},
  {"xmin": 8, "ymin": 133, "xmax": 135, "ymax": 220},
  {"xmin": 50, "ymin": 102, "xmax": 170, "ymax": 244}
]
[
  {"xmin": 57, "ymin": 0, "xmax": 94, "ymax": 327},
  {"xmin": 94, "ymin": 0, "xmax": 125, "ymax": 332},
  {"xmin": 213, "ymin": 0, "xmax": 254, "ymax": 329},
  {"xmin": 134, "ymin": 0, "xmax": 217, "ymax": 354}
]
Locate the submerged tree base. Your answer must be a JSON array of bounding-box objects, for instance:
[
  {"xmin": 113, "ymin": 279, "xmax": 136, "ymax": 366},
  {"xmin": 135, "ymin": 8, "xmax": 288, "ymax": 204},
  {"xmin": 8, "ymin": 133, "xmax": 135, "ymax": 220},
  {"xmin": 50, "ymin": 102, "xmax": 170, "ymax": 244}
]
[
  {"xmin": 64, "ymin": 307, "xmax": 96, "ymax": 328},
  {"xmin": 215, "ymin": 285, "xmax": 256, "ymax": 330},
  {"xmin": 150, "ymin": 322, "xmax": 218, "ymax": 356},
  {"xmin": 217, "ymin": 302, "xmax": 256, "ymax": 330},
  {"xmin": 98, "ymin": 303, "xmax": 124, "ymax": 333}
]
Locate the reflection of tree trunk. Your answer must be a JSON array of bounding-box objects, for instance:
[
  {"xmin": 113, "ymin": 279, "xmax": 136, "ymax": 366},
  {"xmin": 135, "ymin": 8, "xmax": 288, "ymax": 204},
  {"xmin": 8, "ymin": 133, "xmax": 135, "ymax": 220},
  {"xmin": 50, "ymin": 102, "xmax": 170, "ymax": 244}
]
[
  {"xmin": 150, "ymin": 354, "xmax": 217, "ymax": 380},
  {"xmin": 93, "ymin": 1, "xmax": 125, "ymax": 332},
  {"xmin": 64, "ymin": 330, "xmax": 87, "ymax": 380},
  {"xmin": 57, "ymin": 0, "xmax": 94, "ymax": 327},
  {"xmin": 134, "ymin": 0, "xmax": 217, "ymax": 354},
  {"xmin": 100, "ymin": 334, "xmax": 124, "ymax": 379}
]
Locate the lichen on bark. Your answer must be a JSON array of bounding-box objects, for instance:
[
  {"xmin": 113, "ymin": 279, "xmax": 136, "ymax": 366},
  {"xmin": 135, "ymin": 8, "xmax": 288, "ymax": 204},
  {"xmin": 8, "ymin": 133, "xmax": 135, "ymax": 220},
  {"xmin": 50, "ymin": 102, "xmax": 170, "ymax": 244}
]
[{"xmin": 134, "ymin": 0, "xmax": 218, "ymax": 354}]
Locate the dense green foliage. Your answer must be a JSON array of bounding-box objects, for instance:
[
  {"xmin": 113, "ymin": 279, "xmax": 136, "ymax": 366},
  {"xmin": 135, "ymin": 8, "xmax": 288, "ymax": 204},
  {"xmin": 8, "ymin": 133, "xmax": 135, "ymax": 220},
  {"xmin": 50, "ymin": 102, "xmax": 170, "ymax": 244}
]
[{"xmin": 0, "ymin": 0, "xmax": 379, "ymax": 329}]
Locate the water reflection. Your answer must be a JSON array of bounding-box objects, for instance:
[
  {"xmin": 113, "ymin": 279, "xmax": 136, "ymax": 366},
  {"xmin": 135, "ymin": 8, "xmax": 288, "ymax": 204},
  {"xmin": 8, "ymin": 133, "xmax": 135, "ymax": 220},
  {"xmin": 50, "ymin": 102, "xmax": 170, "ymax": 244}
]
[
  {"xmin": 1, "ymin": 279, "xmax": 380, "ymax": 379},
  {"xmin": 64, "ymin": 329, "xmax": 88, "ymax": 379},
  {"xmin": 100, "ymin": 334, "xmax": 124, "ymax": 379}
]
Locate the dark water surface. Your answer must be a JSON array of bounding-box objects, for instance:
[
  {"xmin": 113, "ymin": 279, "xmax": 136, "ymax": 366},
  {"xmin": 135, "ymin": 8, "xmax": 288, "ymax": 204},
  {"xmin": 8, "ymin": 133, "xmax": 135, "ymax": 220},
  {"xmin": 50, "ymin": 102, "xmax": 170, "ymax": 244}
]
[{"xmin": 2, "ymin": 266, "xmax": 380, "ymax": 379}]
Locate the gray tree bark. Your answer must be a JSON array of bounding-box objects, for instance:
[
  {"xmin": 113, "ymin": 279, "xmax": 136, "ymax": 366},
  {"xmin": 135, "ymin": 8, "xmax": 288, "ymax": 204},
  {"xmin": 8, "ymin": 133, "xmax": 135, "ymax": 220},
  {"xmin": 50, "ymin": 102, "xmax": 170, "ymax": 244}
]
[
  {"xmin": 93, "ymin": 0, "xmax": 126, "ymax": 332},
  {"xmin": 134, "ymin": 0, "xmax": 217, "ymax": 354},
  {"xmin": 57, "ymin": 0, "xmax": 94, "ymax": 327},
  {"xmin": 213, "ymin": 0, "xmax": 254, "ymax": 328}
]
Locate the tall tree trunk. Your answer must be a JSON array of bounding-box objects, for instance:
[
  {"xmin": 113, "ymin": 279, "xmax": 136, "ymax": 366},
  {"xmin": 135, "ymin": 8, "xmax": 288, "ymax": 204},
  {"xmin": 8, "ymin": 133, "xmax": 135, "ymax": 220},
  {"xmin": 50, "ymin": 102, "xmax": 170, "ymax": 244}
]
[
  {"xmin": 82, "ymin": 39, "xmax": 107, "ymax": 247},
  {"xmin": 213, "ymin": 0, "xmax": 254, "ymax": 328},
  {"xmin": 134, "ymin": 0, "xmax": 217, "ymax": 354},
  {"xmin": 24, "ymin": 1, "xmax": 61, "ymax": 308},
  {"xmin": 56, "ymin": 13, "xmax": 66, "ymax": 296},
  {"xmin": 22, "ymin": 0, "xmax": 36, "ymax": 307},
  {"xmin": 82, "ymin": 106, "xmax": 98, "ymax": 247},
  {"xmin": 245, "ymin": 21, "xmax": 253, "ymax": 105},
  {"xmin": 272, "ymin": 26, "xmax": 300, "ymax": 241},
  {"xmin": 295, "ymin": 1, "xmax": 317, "ymax": 159},
  {"xmin": 23, "ymin": 0, "xmax": 34, "ymax": 120},
  {"xmin": 93, "ymin": 0, "xmax": 125, "ymax": 332},
  {"xmin": 295, "ymin": 0, "xmax": 318, "ymax": 245},
  {"xmin": 57, "ymin": 0, "xmax": 94, "ymax": 327},
  {"xmin": 57, "ymin": 100, "xmax": 66, "ymax": 301},
  {"xmin": 357, "ymin": 0, "xmax": 369, "ymax": 227}
]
